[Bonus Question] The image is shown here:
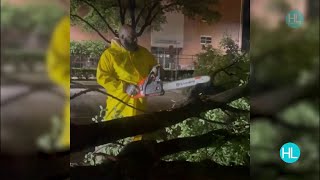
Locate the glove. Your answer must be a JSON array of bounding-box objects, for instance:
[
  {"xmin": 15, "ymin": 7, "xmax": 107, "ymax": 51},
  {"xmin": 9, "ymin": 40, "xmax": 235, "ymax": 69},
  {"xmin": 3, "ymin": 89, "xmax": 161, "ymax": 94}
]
[
  {"xmin": 150, "ymin": 64, "xmax": 160, "ymax": 79},
  {"xmin": 151, "ymin": 65, "xmax": 159, "ymax": 74},
  {"xmin": 125, "ymin": 83, "xmax": 140, "ymax": 96}
]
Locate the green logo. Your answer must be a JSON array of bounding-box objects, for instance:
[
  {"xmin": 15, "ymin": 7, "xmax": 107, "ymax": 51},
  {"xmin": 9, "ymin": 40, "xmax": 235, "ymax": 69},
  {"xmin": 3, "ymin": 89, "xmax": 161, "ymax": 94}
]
[{"xmin": 286, "ymin": 10, "xmax": 304, "ymax": 29}]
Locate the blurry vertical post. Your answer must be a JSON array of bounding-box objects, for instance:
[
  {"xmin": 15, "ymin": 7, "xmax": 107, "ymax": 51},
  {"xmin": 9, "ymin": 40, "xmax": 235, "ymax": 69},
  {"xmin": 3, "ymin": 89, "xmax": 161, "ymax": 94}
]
[
  {"xmin": 1, "ymin": 0, "xmax": 69, "ymax": 154},
  {"xmin": 47, "ymin": 0, "xmax": 71, "ymax": 152},
  {"xmin": 1, "ymin": 0, "xmax": 70, "ymax": 179},
  {"xmin": 46, "ymin": 15, "xmax": 70, "ymax": 150}
]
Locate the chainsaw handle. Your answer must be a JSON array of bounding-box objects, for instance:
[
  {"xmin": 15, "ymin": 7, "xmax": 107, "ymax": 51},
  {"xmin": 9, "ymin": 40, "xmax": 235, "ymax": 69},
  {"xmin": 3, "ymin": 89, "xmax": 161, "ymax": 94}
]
[
  {"xmin": 131, "ymin": 64, "xmax": 163, "ymax": 99},
  {"xmin": 131, "ymin": 93, "xmax": 144, "ymax": 99},
  {"xmin": 131, "ymin": 78, "xmax": 146, "ymax": 99}
]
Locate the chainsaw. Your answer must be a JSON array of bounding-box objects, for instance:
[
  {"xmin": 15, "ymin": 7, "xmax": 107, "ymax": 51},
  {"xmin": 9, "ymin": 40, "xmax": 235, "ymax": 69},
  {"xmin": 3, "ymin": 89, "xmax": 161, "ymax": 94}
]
[{"xmin": 132, "ymin": 65, "xmax": 210, "ymax": 99}]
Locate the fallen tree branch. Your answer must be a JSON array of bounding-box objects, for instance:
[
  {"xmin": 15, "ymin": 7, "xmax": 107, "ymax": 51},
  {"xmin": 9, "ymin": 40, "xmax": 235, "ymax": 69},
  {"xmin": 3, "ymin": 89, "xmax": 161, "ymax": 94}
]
[
  {"xmin": 1, "ymin": 152, "xmax": 69, "ymax": 180},
  {"xmin": 71, "ymin": 85, "xmax": 248, "ymax": 152},
  {"xmin": 251, "ymin": 75, "xmax": 319, "ymax": 117},
  {"xmin": 220, "ymin": 104, "xmax": 250, "ymax": 114},
  {"xmin": 155, "ymin": 129, "xmax": 248, "ymax": 157},
  {"xmin": 206, "ymin": 84, "xmax": 249, "ymax": 103},
  {"xmin": 71, "ymin": 130, "xmax": 249, "ymax": 179},
  {"xmin": 1, "ymin": 85, "xmax": 64, "ymax": 107},
  {"xmin": 71, "ymin": 160, "xmax": 249, "ymax": 180}
]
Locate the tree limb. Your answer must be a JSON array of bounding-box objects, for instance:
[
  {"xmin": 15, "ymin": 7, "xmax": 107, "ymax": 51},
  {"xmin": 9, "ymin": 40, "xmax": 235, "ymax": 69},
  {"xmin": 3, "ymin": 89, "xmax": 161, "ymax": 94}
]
[
  {"xmin": 220, "ymin": 105, "xmax": 250, "ymax": 114},
  {"xmin": 135, "ymin": 0, "xmax": 148, "ymax": 26},
  {"xmin": 71, "ymin": 85, "xmax": 248, "ymax": 152},
  {"xmin": 71, "ymin": 131, "xmax": 249, "ymax": 179},
  {"xmin": 1, "ymin": 152, "xmax": 69, "ymax": 180},
  {"xmin": 136, "ymin": 1, "xmax": 159, "ymax": 36},
  {"xmin": 207, "ymin": 84, "xmax": 249, "ymax": 103},
  {"xmin": 155, "ymin": 129, "xmax": 247, "ymax": 157},
  {"xmin": 129, "ymin": 0, "xmax": 136, "ymax": 28},
  {"xmin": 117, "ymin": 0, "xmax": 125, "ymax": 25},
  {"xmin": 136, "ymin": 8, "xmax": 161, "ymax": 36},
  {"xmin": 1, "ymin": 85, "xmax": 64, "ymax": 107},
  {"xmin": 152, "ymin": 160, "xmax": 249, "ymax": 180},
  {"xmin": 81, "ymin": 0, "xmax": 117, "ymax": 37},
  {"xmin": 71, "ymin": 160, "xmax": 249, "ymax": 180},
  {"xmin": 210, "ymin": 53, "xmax": 247, "ymax": 79},
  {"xmin": 251, "ymin": 75, "xmax": 319, "ymax": 117},
  {"xmin": 71, "ymin": 14, "xmax": 110, "ymax": 43}
]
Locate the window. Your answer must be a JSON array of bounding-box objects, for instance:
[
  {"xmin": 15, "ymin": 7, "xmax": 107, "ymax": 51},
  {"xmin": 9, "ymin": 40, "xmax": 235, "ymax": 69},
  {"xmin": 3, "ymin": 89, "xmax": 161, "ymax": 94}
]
[
  {"xmin": 151, "ymin": 47, "xmax": 176, "ymax": 70},
  {"xmin": 200, "ymin": 36, "xmax": 212, "ymax": 45}
]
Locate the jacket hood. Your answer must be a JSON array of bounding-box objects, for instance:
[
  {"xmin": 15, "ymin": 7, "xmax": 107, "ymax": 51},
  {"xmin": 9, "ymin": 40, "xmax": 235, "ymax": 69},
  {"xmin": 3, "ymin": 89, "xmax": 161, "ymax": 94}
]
[
  {"xmin": 109, "ymin": 39, "xmax": 142, "ymax": 52},
  {"xmin": 110, "ymin": 39, "xmax": 126, "ymax": 52}
]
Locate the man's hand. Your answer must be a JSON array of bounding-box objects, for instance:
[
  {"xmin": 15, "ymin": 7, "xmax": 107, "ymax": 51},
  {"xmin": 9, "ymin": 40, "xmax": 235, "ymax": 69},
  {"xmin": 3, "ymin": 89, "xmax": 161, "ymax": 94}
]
[
  {"xmin": 150, "ymin": 64, "xmax": 162, "ymax": 79},
  {"xmin": 125, "ymin": 83, "xmax": 140, "ymax": 96}
]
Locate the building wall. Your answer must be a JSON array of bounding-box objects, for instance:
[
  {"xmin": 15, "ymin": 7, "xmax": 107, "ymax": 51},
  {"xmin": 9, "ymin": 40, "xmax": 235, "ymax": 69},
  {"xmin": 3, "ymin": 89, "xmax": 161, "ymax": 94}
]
[
  {"xmin": 181, "ymin": 0, "xmax": 242, "ymax": 67},
  {"xmin": 6, "ymin": 0, "xmax": 63, "ymax": 8}
]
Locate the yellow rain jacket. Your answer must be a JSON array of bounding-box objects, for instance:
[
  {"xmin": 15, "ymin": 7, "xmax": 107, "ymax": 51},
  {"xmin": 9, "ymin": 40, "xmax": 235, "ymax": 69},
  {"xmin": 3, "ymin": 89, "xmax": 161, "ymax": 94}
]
[
  {"xmin": 97, "ymin": 40, "xmax": 157, "ymax": 121},
  {"xmin": 46, "ymin": 16, "xmax": 70, "ymax": 149}
]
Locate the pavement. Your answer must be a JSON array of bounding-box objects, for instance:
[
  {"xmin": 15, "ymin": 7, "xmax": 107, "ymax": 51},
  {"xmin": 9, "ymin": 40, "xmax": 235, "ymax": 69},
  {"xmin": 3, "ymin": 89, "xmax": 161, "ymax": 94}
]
[{"xmin": 1, "ymin": 84, "xmax": 64, "ymax": 154}]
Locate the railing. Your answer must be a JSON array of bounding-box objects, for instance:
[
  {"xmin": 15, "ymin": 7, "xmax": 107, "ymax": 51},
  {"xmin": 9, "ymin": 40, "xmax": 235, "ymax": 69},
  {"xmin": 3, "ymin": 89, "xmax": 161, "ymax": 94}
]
[{"xmin": 152, "ymin": 54, "xmax": 197, "ymax": 70}]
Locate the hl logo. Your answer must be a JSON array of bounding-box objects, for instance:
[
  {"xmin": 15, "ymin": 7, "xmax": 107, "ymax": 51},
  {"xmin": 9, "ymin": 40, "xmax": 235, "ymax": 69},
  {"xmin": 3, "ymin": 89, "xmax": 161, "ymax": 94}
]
[
  {"xmin": 280, "ymin": 142, "xmax": 301, "ymax": 163},
  {"xmin": 286, "ymin": 10, "xmax": 304, "ymax": 29}
]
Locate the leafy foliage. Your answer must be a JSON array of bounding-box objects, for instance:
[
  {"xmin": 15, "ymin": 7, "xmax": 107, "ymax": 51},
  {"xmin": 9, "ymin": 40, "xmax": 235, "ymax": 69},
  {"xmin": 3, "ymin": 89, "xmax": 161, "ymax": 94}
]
[
  {"xmin": 83, "ymin": 106, "xmax": 132, "ymax": 165},
  {"xmin": 251, "ymin": 22, "xmax": 319, "ymax": 87},
  {"xmin": 71, "ymin": 40, "xmax": 108, "ymax": 58},
  {"xmin": 3, "ymin": 49, "xmax": 44, "ymax": 62},
  {"xmin": 194, "ymin": 36, "xmax": 250, "ymax": 90},
  {"xmin": 163, "ymin": 98, "xmax": 249, "ymax": 165},
  {"xmin": 71, "ymin": 0, "xmax": 221, "ymax": 41},
  {"xmin": 250, "ymin": 12, "xmax": 319, "ymax": 179},
  {"xmin": 1, "ymin": 3, "xmax": 63, "ymax": 35},
  {"xmin": 70, "ymin": 41, "xmax": 107, "ymax": 78},
  {"xmin": 37, "ymin": 116, "xmax": 65, "ymax": 152},
  {"xmin": 159, "ymin": 37, "xmax": 250, "ymax": 165}
]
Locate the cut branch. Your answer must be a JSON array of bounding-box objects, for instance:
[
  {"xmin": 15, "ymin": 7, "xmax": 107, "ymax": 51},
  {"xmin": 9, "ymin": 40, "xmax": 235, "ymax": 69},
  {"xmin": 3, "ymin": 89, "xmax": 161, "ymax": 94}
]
[
  {"xmin": 71, "ymin": 131, "xmax": 249, "ymax": 179},
  {"xmin": 251, "ymin": 75, "xmax": 319, "ymax": 117},
  {"xmin": 71, "ymin": 14, "xmax": 110, "ymax": 43},
  {"xmin": 152, "ymin": 160, "xmax": 249, "ymax": 180},
  {"xmin": 2, "ymin": 151, "xmax": 69, "ymax": 180},
  {"xmin": 71, "ymin": 160, "xmax": 249, "ymax": 180},
  {"xmin": 155, "ymin": 129, "xmax": 248, "ymax": 157},
  {"xmin": 71, "ymin": 85, "xmax": 248, "ymax": 152},
  {"xmin": 207, "ymin": 84, "xmax": 249, "ymax": 103}
]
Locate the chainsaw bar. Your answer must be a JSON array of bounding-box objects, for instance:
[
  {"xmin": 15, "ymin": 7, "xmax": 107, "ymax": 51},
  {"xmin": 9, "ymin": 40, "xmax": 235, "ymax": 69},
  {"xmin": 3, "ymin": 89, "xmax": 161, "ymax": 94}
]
[{"xmin": 163, "ymin": 76, "xmax": 211, "ymax": 91}]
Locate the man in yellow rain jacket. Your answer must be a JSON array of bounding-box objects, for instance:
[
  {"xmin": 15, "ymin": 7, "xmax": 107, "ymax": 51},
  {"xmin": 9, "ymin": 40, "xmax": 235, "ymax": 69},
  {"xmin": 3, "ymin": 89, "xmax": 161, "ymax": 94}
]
[
  {"xmin": 96, "ymin": 25, "xmax": 157, "ymax": 140},
  {"xmin": 46, "ymin": 15, "xmax": 70, "ymax": 150}
]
